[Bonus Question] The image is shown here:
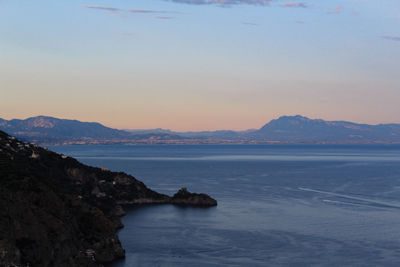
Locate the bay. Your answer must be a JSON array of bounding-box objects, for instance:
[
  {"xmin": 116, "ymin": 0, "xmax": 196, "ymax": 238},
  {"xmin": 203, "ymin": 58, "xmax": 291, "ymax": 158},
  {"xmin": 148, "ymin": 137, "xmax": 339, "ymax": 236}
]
[{"xmin": 50, "ymin": 144, "xmax": 400, "ymax": 266}]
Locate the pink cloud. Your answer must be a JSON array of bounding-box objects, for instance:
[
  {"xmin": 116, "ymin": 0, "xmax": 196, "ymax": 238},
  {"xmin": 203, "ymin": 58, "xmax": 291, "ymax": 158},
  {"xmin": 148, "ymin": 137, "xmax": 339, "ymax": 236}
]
[
  {"xmin": 329, "ymin": 5, "xmax": 342, "ymax": 14},
  {"xmin": 281, "ymin": 2, "xmax": 309, "ymax": 8}
]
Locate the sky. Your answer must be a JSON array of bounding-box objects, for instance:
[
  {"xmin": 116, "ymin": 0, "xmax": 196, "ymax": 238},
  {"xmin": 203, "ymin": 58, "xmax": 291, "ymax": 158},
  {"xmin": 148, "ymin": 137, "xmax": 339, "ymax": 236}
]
[{"xmin": 0, "ymin": 0, "xmax": 399, "ymax": 131}]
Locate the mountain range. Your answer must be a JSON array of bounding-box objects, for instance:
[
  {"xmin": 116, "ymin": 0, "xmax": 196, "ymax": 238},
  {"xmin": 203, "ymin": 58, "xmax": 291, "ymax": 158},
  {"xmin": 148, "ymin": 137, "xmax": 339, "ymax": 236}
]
[
  {"xmin": 0, "ymin": 116, "xmax": 181, "ymax": 144},
  {"xmin": 1, "ymin": 115, "xmax": 400, "ymax": 144}
]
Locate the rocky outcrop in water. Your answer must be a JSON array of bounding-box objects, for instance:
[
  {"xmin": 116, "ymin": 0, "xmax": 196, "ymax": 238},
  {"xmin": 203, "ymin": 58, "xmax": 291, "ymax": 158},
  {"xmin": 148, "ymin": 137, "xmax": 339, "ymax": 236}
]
[
  {"xmin": 172, "ymin": 187, "xmax": 217, "ymax": 207},
  {"xmin": 0, "ymin": 130, "xmax": 216, "ymax": 267}
]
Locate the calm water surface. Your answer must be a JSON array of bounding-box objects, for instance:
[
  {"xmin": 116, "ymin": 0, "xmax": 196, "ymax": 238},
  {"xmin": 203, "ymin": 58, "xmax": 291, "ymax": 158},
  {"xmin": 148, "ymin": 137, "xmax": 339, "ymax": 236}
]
[{"xmin": 50, "ymin": 145, "xmax": 400, "ymax": 266}]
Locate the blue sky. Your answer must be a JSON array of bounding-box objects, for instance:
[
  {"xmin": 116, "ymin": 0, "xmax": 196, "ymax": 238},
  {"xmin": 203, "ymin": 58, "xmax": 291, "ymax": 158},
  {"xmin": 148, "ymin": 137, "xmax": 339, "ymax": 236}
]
[{"xmin": 1, "ymin": 0, "xmax": 399, "ymax": 130}]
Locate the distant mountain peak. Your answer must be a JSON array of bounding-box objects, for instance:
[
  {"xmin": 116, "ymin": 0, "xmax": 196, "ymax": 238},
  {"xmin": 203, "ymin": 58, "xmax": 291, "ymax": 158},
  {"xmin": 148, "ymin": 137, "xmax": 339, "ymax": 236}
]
[
  {"xmin": 0, "ymin": 116, "xmax": 131, "ymax": 143},
  {"xmin": 27, "ymin": 116, "xmax": 57, "ymax": 128},
  {"xmin": 254, "ymin": 115, "xmax": 400, "ymax": 143},
  {"xmin": 279, "ymin": 115, "xmax": 309, "ymax": 119},
  {"xmin": 262, "ymin": 115, "xmax": 315, "ymax": 129},
  {"xmin": 274, "ymin": 115, "xmax": 318, "ymax": 122}
]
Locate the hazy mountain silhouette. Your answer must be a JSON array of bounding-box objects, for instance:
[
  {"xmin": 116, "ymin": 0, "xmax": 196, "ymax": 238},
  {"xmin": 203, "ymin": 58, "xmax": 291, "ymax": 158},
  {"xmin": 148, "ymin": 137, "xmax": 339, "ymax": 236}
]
[
  {"xmin": 1, "ymin": 115, "xmax": 400, "ymax": 144},
  {"xmin": 252, "ymin": 115, "xmax": 400, "ymax": 143},
  {"xmin": 0, "ymin": 116, "xmax": 130, "ymax": 143},
  {"xmin": 0, "ymin": 116, "xmax": 185, "ymax": 144}
]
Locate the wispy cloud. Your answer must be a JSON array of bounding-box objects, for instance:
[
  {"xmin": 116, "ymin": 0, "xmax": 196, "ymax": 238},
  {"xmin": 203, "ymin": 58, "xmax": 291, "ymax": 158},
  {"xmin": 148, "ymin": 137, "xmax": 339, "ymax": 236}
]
[
  {"xmin": 122, "ymin": 32, "xmax": 136, "ymax": 37},
  {"xmin": 352, "ymin": 9, "xmax": 360, "ymax": 15},
  {"xmin": 128, "ymin": 9, "xmax": 166, "ymax": 14},
  {"xmin": 83, "ymin": 5, "xmax": 120, "ymax": 12},
  {"xmin": 281, "ymin": 2, "xmax": 309, "ymax": 8},
  {"xmin": 242, "ymin": 22, "xmax": 260, "ymax": 26},
  {"xmin": 82, "ymin": 5, "xmax": 170, "ymax": 14},
  {"xmin": 163, "ymin": 0, "xmax": 273, "ymax": 6},
  {"xmin": 382, "ymin": 36, "xmax": 400, "ymax": 42},
  {"xmin": 328, "ymin": 5, "xmax": 342, "ymax": 14},
  {"xmin": 156, "ymin": 16, "xmax": 175, "ymax": 19}
]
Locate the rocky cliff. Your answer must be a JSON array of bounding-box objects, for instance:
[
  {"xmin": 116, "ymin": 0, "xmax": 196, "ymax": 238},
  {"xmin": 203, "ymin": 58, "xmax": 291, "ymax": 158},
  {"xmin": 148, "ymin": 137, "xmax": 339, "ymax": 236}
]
[{"xmin": 0, "ymin": 130, "xmax": 216, "ymax": 267}]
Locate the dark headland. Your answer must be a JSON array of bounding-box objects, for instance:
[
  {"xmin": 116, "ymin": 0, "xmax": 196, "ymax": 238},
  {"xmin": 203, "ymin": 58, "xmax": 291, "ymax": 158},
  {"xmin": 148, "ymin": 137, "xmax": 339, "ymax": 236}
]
[{"xmin": 0, "ymin": 130, "xmax": 216, "ymax": 267}]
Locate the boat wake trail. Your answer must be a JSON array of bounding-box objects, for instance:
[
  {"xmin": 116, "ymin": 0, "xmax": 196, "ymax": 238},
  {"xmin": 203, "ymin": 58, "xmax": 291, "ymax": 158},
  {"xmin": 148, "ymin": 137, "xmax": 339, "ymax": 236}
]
[{"xmin": 298, "ymin": 187, "xmax": 400, "ymax": 209}]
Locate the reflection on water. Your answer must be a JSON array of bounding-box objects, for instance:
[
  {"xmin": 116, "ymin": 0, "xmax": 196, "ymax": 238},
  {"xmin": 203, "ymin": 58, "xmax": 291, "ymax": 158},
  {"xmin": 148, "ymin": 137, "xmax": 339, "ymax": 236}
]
[{"xmin": 50, "ymin": 145, "xmax": 400, "ymax": 266}]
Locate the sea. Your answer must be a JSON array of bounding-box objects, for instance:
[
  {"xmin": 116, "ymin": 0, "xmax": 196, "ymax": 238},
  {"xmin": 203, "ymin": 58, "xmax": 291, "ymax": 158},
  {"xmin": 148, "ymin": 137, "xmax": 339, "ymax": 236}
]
[{"xmin": 50, "ymin": 144, "xmax": 400, "ymax": 267}]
